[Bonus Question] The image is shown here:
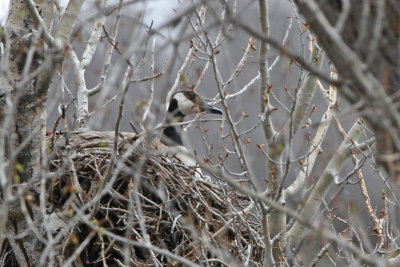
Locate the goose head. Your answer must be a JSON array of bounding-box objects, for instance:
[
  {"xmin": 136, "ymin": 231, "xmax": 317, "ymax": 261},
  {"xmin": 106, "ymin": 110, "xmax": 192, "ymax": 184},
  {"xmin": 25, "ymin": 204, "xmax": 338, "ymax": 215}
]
[
  {"xmin": 167, "ymin": 90, "xmax": 222, "ymax": 121},
  {"xmin": 163, "ymin": 90, "xmax": 222, "ymax": 145}
]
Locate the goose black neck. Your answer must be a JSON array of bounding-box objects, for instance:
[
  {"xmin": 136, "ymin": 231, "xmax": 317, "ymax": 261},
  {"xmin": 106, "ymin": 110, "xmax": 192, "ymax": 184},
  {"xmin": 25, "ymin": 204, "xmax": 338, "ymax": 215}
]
[
  {"xmin": 162, "ymin": 125, "xmax": 183, "ymax": 146},
  {"xmin": 162, "ymin": 98, "xmax": 185, "ymax": 146}
]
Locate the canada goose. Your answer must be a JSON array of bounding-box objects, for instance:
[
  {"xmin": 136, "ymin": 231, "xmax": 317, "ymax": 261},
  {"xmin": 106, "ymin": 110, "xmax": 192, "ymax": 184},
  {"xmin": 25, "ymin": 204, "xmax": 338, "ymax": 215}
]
[
  {"xmin": 161, "ymin": 90, "xmax": 222, "ymax": 175},
  {"xmin": 51, "ymin": 91, "xmax": 222, "ymax": 179}
]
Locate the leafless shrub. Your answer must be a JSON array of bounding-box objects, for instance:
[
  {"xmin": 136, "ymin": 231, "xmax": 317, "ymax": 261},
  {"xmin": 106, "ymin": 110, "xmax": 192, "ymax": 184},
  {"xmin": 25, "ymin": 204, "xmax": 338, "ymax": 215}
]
[{"xmin": 0, "ymin": 0, "xmax": 399, "ymax": 266}]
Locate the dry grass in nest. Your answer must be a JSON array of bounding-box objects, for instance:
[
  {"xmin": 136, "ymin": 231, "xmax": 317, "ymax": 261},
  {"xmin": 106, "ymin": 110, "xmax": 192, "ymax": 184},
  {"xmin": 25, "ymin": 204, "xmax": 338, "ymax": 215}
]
[{"xmin": 48, "ymin": 131, "xmax": 264, "ymax": 266}]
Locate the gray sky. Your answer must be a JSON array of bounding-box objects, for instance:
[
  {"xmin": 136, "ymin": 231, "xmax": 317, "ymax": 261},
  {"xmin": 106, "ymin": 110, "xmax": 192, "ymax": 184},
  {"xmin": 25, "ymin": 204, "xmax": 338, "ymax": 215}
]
[{"xmin": 0, "ymin": 0, "xmax": 10, "ymax": 26}]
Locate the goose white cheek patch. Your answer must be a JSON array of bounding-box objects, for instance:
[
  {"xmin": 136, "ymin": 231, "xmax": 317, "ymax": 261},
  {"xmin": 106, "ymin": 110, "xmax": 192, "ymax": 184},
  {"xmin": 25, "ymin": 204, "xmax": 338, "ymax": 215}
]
[{"xmin": 174, "ymin": 92, "xmax": 199, "ymax": 115}]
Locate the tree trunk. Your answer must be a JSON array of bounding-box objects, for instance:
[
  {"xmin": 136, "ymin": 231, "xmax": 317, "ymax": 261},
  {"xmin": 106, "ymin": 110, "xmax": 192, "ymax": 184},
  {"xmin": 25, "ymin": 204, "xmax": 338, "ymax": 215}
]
[{"xmin": 1, "ymin": 1, "xmax": 53, "ymax": 265}]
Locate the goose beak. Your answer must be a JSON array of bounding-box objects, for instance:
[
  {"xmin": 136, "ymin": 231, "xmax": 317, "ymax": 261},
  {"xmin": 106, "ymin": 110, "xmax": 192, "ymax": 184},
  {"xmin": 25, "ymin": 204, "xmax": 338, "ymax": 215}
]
[{"xmin": 202, "ymin": 102, "xmax": 223, "ymax": 115}]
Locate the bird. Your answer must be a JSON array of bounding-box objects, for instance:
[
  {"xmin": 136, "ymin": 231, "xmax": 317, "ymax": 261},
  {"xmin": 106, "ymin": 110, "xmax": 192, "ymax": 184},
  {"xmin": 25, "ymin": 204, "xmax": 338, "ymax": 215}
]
[
  {"xmin": 50, "ymin": 90, "xmax": 222, "ymax": 179},
  {"xmin": 160, "ymin": 90, "xmax": 222, "ymax": 176}
]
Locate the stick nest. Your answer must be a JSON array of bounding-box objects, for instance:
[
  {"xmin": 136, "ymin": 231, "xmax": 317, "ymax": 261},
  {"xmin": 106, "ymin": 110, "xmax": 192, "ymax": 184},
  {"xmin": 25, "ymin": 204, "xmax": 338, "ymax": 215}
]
[{"xmin": 47, "ymin": 131, "xmax": 264, "ymax": 266}]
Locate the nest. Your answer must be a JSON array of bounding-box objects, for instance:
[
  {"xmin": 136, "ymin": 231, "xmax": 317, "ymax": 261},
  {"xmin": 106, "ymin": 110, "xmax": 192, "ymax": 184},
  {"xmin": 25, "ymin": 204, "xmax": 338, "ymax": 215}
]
[{"xmin": 47, "ymin": 131, "xmax": 264, "ymax": 266}]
